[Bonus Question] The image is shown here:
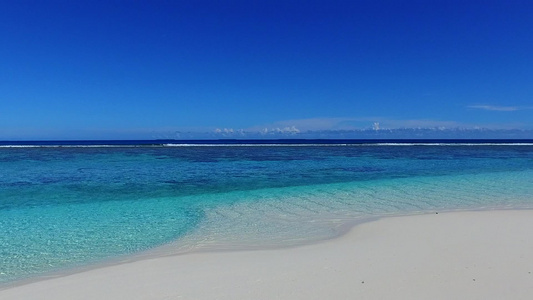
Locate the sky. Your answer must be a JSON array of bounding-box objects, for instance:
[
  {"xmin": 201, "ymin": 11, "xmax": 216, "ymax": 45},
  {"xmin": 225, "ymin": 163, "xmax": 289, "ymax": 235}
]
[{"xmin": 1, "ymin": 0, "xmax": 532, "ymax": 140}]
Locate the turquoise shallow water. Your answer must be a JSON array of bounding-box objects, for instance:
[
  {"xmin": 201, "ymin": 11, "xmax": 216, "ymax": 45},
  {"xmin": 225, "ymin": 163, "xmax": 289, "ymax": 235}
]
[{"xmin": 1, "ymin": 142, "xmax": 532, "ymax": 283}]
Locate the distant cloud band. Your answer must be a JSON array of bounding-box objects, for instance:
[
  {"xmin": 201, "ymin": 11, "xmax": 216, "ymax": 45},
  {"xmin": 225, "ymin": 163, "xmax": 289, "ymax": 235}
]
[{"xmin": 468, "ymin": 105, "xmax": 532, "ymax": 112}]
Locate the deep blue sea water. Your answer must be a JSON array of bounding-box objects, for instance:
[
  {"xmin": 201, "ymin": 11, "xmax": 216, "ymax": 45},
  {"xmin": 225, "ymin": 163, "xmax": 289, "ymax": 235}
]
[{"xmin": 1, "ymin": 140, "xmax": 532, "ymax": 284}]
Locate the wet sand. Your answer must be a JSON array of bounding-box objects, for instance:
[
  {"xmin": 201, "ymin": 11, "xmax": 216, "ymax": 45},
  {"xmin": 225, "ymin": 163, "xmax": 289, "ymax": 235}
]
[{"xmin": 1, "ymin": 210, "xmax": 532, "ymax": 299}]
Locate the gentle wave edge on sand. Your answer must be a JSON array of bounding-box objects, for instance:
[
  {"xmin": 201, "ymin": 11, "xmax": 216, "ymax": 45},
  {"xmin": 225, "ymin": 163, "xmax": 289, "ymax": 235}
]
[{"xmin": 1, "ymin": 209, "xmax": 532, "ymax": 299}]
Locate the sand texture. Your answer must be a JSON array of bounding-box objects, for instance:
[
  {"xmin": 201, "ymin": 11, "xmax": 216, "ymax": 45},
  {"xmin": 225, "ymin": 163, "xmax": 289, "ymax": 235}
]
[{"xmin": 1, "ymin": 210, "xmax": 532, "ymax": 299}]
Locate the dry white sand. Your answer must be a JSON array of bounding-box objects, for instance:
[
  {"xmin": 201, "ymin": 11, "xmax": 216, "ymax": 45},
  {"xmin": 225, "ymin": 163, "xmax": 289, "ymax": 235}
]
[{"xmin": 1, "ymin": 210, "xmax": 532, "ymax": 299}]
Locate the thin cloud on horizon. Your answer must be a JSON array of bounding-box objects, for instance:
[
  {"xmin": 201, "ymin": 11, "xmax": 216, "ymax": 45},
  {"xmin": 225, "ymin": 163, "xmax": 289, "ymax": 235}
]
[{"xmin": 468, "ymin": 105, "xmax": 532, "ymax": 112}]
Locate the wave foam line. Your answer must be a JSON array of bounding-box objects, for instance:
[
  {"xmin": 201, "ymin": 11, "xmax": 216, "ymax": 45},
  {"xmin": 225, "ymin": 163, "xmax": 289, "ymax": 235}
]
[{"xmin": 1, "ymin": 143, "xmax": 532, "ymax": 148}]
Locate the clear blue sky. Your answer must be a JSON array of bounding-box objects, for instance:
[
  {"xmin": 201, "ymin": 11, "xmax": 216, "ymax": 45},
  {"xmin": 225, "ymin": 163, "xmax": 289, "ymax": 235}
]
[{"xmin": 1, "ymin": 0, "xmax": 532, "ymax": 139}]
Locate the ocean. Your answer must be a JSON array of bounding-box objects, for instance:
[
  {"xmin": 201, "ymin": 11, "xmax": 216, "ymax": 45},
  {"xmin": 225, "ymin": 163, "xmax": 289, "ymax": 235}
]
[{"xmin": 1, "ymin": 139, "xmax": 532, "ymax": 284}]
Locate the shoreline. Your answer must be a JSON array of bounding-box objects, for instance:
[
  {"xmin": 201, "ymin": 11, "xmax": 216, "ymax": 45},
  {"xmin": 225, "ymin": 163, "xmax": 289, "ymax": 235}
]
[
  {"xmin": 2, "ymin": 208, "xmax": 533, "ymax": 299},
  {"xmin": 2, "ymin": 205, "xmax": 527, "ymax": 290}
]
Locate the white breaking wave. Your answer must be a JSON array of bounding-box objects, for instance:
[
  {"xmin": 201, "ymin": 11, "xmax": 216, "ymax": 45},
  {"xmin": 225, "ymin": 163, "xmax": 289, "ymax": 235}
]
[
  {"xmin": 1, "ymin": 142, "xmax": 532, "ymax": 148},
  {"xmin": 162, "ymin": 143, "xmax": 533, "ymax": 147}
]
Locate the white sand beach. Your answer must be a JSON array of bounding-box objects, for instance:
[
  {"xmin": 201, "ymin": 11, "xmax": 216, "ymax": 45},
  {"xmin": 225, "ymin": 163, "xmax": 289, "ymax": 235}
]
[{"xmin": 1, "ymin": 210, "xmax": 532, "ymax": 299}]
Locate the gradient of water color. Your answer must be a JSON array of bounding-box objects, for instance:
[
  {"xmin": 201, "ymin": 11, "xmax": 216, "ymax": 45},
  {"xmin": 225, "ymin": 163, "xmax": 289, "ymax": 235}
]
[{"xmin": 1, "ymin": 141, "xmax": 532, "ymax": 284}]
